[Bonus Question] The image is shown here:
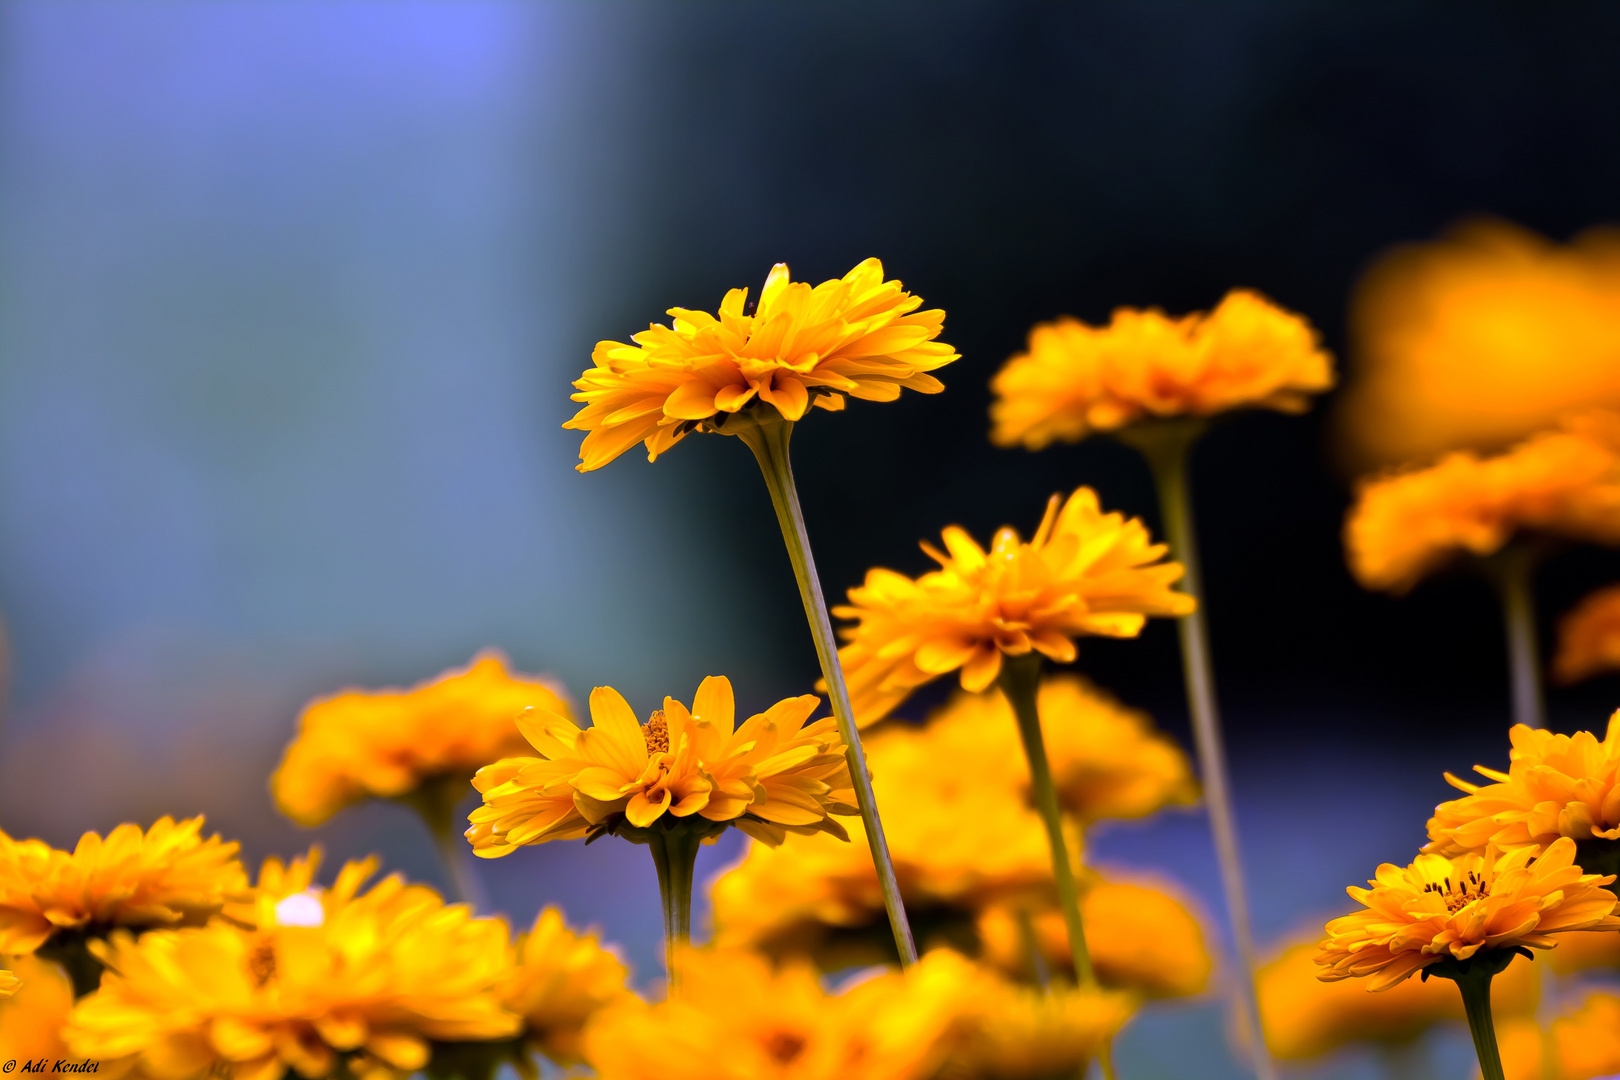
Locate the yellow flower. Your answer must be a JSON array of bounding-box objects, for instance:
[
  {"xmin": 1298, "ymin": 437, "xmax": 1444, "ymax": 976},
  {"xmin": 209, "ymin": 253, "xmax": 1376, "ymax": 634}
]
[
  {"xmin": 833, "ymin": 487, "xmax": 1194, "ymax": 724},
  {"xmin": 1316, "ymin": 838, "xmax": 1620, "ymax": 991},
  {"xmin": 1553, "ymin": 583, "xmax": 1620, "ymax": 685},
  {"xmin": 0, "ymin": 816, "xmax": 248, "ymax": 954},
  {"xmin": 1426, "ymin": 715, "xmax": 1620, "ymax": 861},
  {"xmin": 1257, "ymin": 934, "xmax": 1538, "ymax": 1060},
  {"xmin": 0, "ymin": 969, "xmax": 14, "ymax": 997},
  {"xmin": 1345, "ymin": 411, "xmax": 1620, "ymax": 593},
  {"xmin": 566, "ymin": 259, "xmax": 958, "ymax": 471},
  {"xmin": 990, "ymin": 289, "xmax": 1332, "ymax": 450},
  {"xmin": 1336, "ymin": 219, "xmax": 1620, "ymax": 471},
  {"xmin": 0, "ymin": 953, "xmax": 75, "ymax": 1059},
  {"xmin": 1497, "ymin": 992, "xmax": 1620, "ymax": 1080},
  {"xmin": 271, "ymin": 651, "xmax": 571, "ymax": 827},
  {"xmin": 467, "ymin": 676, "xmax": 856, "ymax": 857},
  {"xmin": 502, "ymin": 906, "xmax": 631, "ymax": 1065},
  {"xmin": 65, "ymin": 858, "xmax": 521, "ymax": 1080}
]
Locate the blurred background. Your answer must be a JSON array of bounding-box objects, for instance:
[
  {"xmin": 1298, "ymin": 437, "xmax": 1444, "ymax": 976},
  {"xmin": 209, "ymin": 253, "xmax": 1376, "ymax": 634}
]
[{"xmin": 3, "ymin": 3, "xmax": 1620, "ymax": 1077}]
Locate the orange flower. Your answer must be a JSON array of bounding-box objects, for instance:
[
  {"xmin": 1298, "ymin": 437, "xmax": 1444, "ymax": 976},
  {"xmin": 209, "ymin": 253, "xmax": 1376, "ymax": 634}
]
[
  {"xmin": 566, "ymin": 259, "xmax": 957, "ymax": 471},
  {"xmin": 467, "ymin": 676, "xmax": 855, "ymax": 856},
  {"xmin": 833, "ymin": 487, "xmax": 1193, "ymax": 724},
  {"xmin": 1336, "ymin": 219, "xmax": 1620, "ymax": 471},
  {"xmin": 1345, "ymin": 412, "xmax": 1620, "ymax": 593},
  {"xmin": 1497, "ymin": 992, "xmax": 1620, "ymax": 1080},
  {"xmin": 0, "ymin": 954, "xmax": 75, "ymax": 1059},
  {"xmin": 1316, "ymin": 839, "xmax": 1620, "ymax": 991},
  {"xmin": 502, "ymin": 907, "xmax": 632, "ymax": 1065},
  {"xmin": 990, "ymin": 289, "xmax": 1332, "ymax": 450},
  {"xmin": 272, "ymin": 651, "xmax": 571, "ymax": 827},
  {"xmin": 1553, "ymin": 583, "xmax": 1620, "ymax": 685}
]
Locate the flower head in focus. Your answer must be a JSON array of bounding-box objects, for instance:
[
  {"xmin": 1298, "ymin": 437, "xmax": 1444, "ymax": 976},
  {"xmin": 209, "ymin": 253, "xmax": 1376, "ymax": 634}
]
[
  {"xmin": 567, "ymin": 259, "xmax": 958, "ymax": 471},
  {"xmin": 1496, "ymin": 991, "xmax": 1620, "ymax": 1080},
  {"xmin": 467, "ymin": 676, "xmax": 856, "ymax": 857},
  {"xmin": 1553, "ymin": 584, "xmax": 1620, "ymax": 685},
  {"xmin": 1426, "ymin": 716, "xmax": 1620, "ymax": 865},
  {"xmin": 833, "ymin": 487, "xmax": 1194, "ymax": 725},
  {"xmin": 990, "ymin": 289, "xmax": 1332, "ymax": 451},
  {"xmin": 272, "ymin": 651, "xmax": 571, "ymax": 827},
  {"xmin": 1316, "ymin": 838, "xmax": 1620, "ymax": 990},
  {"xmin": 65, "ymin": 858, "xmax": 521, "ymax": 1080},
  {"xmin": 1344, "ymin": 412, "xmax": 1620, "ymax": 594},
  {"xmin": 503, "ymin": 906, "xmax": 631, "ymax": 1065},
  {"xmin": 0, "ymin": 816, "xmax": 248, "ymax": 954},
  {"xmin": 0, "ymin": 954, "xmax": 74, "ymax": 1058}
]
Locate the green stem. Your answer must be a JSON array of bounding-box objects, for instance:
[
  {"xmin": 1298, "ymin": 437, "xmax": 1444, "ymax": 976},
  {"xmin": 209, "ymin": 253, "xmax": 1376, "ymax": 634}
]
[
  {"xmin": 1486, "ymin": 541, "xmax": 1546, "ymax": 730},
  {"xmin": 1120, "ymin": 418, "xmax": 1274, "ymax": 1080},
  {"xmin": 647, "ymin": 827, "xmax": 700, "ymax": 988},
  {"xmin": 1015, "ymin": 906, "xmax": 1051, "ymax": 990},
  {"xmin": 1456, "ymin": 970, "xmax": 1507, "ymax": 1080},
  {"xmin": 737, "ymin": 416, "xmax": 918, "ymax": 965},
  {"xmin": 400, "ymin": 774, "xmax": 490, "ymax": 912},
  {"xmin": 999, "ymin": 653, "xmax": 1096, "ymax": 987}
]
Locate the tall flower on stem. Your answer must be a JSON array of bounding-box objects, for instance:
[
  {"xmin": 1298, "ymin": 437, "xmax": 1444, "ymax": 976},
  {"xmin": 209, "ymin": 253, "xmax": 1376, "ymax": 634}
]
[
  {"xmin": 566, "ymin": 258, "xmax": 958, "ymax": 963},
  {"xmin": 1316, "ymin": 838, "xmax": 1620, "ymax": 1080},
  {"xmin": 467, "ymin": 675, "xmax": 856, "ymax": 982},
  {"xmin": 990, "ymin": 288, "xmax": 1332, "ymax": 1080}
]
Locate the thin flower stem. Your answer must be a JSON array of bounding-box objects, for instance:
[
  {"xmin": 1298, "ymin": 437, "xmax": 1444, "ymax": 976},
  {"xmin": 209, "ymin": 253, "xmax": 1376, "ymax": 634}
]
[
  {"xmin": 1456, "ymin": 971, "xmax": 1507, "ymax": 1080},
  {"xmin": 402, "ymin": 775, "xmax": 490, "ymax": 912},
  {"xmin": 1015, "ymin": 906, "xmax": 1051, "ymax": 990},
  {"xmin": 1487, "ymin": 541, "xmax": 1546, "ymax": 730},
  {"xmin": 428, "ymin": 816, "xmax": 491, "ymax": 913},
  {"xmin": 999, "ymin": 653, "xmax": 1096, "ymax": 987},
  {"xmin": 1121, "ymin": 418, "xmax": 1275, "ymax": 1080},
  {"xmin": 647, "ymin": 828, "xmax": 700, "ymax": 989},
  {"xmin": 739, "ymin": 417, "xmax": 918, "ymax": 965}
]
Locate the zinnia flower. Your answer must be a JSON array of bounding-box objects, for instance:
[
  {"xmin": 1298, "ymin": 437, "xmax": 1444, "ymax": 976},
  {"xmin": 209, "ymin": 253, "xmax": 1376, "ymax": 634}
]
[
  {"xmin": 0, "ymin": 953, "xmax": 75, "ymax": 1059},
  {"xmin": 566, "ymin": 259, "xmax": 958, "ymax": 471},
  {"xmin": 467, "ymin": 676, "xmax": 856, "ymax": 856},
  {"xmin": 1497, "ymin": 992, "xmax": 1620, "ymax": 1080},
  {"xmin": 1345, "ymin": 412, "xmax": 1620, "ymax": 594},
  {"xmin": 502, "ymin": 906, "xmax": 631, "ymax": 1065},
  {"xmin": 1316, "ymin": 838, "xmax": 1620, "ymax": 991},
  {"xmin": 0, "ymin": 816, "xmax": 248, "ymax": 954},
  {"xmin": 1426, "ymin": 716, "xmax": 1620, "ymax": 871},
  {"xmin": 833, "ymin": 487, "xmax": 1194, "ymax": 724},
  {"xmin": 65, "ymin": 857, "xmax": 521, "ymax": 1080},
  {"xmin": 1336, "ymin": 218, "xmax": 1620, "ymax": 471},
  {"xmin": 1553, "ymin": 583, "xmax": 1620, "ymax": 685},
  {"xmin": 990, "ymin": 289, "xmax": 1332, "ymax": 450},
  {"xmin": 272, "ymin": 650, "xmax": 571, "ymax": 827}
]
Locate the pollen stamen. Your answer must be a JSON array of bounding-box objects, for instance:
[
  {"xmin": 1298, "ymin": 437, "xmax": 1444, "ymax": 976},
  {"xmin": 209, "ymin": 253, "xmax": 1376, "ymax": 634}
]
[{"xmin": 643, "ymin": 711, "xmax": 670, "ymax": 755}]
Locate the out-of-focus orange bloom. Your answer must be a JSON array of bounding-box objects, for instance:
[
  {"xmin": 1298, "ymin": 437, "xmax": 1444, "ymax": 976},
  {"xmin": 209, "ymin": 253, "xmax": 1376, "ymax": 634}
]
[
  {"xmin": 1344, "ymin": 412, "xmax": 1620, "ymax": 594},
  {"xmin": 503, "ymin": 906, "xmax": 632, "ymax": 1065},
  {"xmin": 1497, "ymin": 992, "xmax": 1620, "ymax": 1080},
  {"xmin": 1553, "ymin": 583, "xmax": 1620, "ymax": 685},
  {"xmin": 1337, "ymin": 219, "xmax": 1620, "ymax": 471},
  {"xmin": 0, "ymin": 953, "xmax": 74, "ymax": 1058}
]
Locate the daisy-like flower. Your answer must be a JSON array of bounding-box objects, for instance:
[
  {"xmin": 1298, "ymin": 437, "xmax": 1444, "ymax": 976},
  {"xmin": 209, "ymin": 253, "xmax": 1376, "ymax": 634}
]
[
  {"xmin": 0, "ymin": 816, "xmax": 248, "ymax": 955},
  {"xmin": 65, "ymin": 858, "xmax": 521, "ymax": 1080},
  {"xmin": 1426, "ymin": 715, "xmax": 1620, "ymax": 878},
  {"xmin": 502, "ymin": 906, "xmax": 631, "ymax": 1066},
  {"xmin": 1345, "ymin": 412, "xmax": 1620, "ymax": 594},
  {"xmin": 989, "ymin": 289, "xmax": 1332, "ymax": 451},
  {"xmin": 833, "ymin": 487, "xmax": 1194, "ymax": 724},
  {"xmin": 566, "ymin": 259, "xmax": 957, "ymax": 471},
  {"xmin": 0, "ymin": 954, "xmax": 75, "ymax": 1059},
  {"xmin": 271, "ymin": 650, "xmax": 571, "ymax": 828},
  {"xmin": 467, "ymin": 676, "xmax": 855, "ymax": 856},
  {"xmin": 1316, "ymin": 838, "xmax": 1620, "ymax": 991},
  {"xmin": 1553, "ymin": 583, "xmax": 1620, "ymax": 685},
  {"xmin": 1497, "ymin": 991, "xmax": 1620, "ymax": 1080}
]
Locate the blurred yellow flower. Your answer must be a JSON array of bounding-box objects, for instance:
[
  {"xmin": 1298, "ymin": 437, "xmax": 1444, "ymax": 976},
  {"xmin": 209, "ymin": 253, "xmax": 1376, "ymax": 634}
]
[
  {"xmin": 990, "ymin": 289, "xmax": 1332, "ymax": 450},
  {"xmin": 1336, "ymin": 219, "xmax": 1620, "ymax": 471},
  {"xmin": 1497, "ymin": 992, "xmax": 1620, "ymax": 1080},
  {"xmin": 66, "ymin": 858, "xmax": 520, "ymax": 1080},
  {"xmin": 834, "ymin": 487, "xmax": 1194, "ymax": 724},
  {"xmin": 1427, "ymin": 715, "xmax": 1620, "ymax": 859},
  {"xmin": 976, "ymin": 876, "xmax": 1211, "ymax": 999},
  {"xmin": 0, "ymin": 816, "xmax": 247, "ymax": 954},
  {"xmin": 1316, "ymin": 839, "xmax": 1620, "ymax": 990},
  {"xmin": 1542, "ymin": 916, "xmax": 1620, "ymax": 975},
  {"xmin": 0, "ymin": 953, "xmax": 75, "ymax": 1059},
  {"xmin": 271, "ymin": 650, "xmax": 570, "ymax": 827},
  {"xmin": 1345, "ymin": 412, "xmax": 1620, "ymax": 593},
  {"xmin": 0, "ymin": 969, "xmax": 14, "ymax": 997},
  {"xmin": 1553, "ymin": 583, "xmax": 1620, "ymax": 685},
  {"xmin": 566, "ymin": 258, "xmax": 957, "ymax": 471},
  {"xmin": 1257, "ymin": 935, "xmax": 1538, "ymax": 1060},
  {"xmin": 503, "ymin": 906, "xmax": 631, "ymax": 1065},
  {"xmin": 467, "ymin": 676, "xmax": 855, "ymax": 857}
]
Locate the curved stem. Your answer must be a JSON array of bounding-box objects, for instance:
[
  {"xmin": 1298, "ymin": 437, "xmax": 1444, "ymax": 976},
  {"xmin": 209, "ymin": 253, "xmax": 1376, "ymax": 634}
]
[
  {"xmin": 402, "ymin": 774, "xmax": 490, "ymax": 912},
  {"xmin": 1121, "ymin": 419, "xmax": 1274, "ymax": 1080},
  {"xmin": 647, "ymin": 828, "xmax": 700, "ymax": 989},
  {"xmin": 999, "ymin": 653, "xmax": 1095, "ymax": 987},
  {"xmin": 737, "ymin": 417, "xmax": 918, "ymax": 965},
  {"xmin": 1486, "ymin": 541, "xmax": 1546, "ymax": 730},
  {"xmin": 1456, "ymin": 970, "xmax": 1507, "ymax": 1080}
]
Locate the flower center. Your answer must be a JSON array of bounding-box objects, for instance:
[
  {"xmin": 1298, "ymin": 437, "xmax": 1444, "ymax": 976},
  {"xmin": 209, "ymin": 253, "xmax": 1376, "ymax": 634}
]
[
  {"xmin": 1425, "ymin": 869, "xmax": 1490, "ymax": 913},
  {"xmin": 764, "ymin": 1031, "xmax": 807, "ymax": 1065},
  {"xmin": 248, "ymin": 940, "xmax": 277, "ymax": 987},
  {"xmin": 643, "ymin": 711, "xmax": 670, "ymax": 754}
]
